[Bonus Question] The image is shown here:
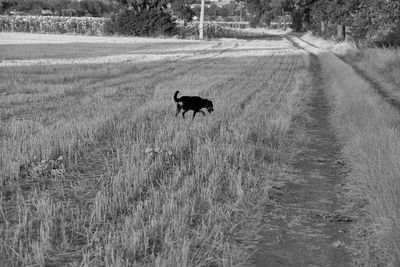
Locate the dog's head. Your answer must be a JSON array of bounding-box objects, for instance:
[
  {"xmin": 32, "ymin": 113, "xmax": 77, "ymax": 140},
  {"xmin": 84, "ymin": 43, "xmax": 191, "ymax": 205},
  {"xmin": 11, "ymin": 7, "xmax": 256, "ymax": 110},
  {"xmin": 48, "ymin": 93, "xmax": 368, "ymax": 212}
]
[{"xmin": 206, "ymin": 100, "xmax": 214, "ymax": 113}]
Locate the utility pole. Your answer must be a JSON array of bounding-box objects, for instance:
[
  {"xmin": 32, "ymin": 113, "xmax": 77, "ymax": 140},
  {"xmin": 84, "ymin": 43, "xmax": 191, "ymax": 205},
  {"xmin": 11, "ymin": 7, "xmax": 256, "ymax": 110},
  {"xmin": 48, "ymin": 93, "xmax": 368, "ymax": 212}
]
[
  {"xmin": 199, "ymin": 0, "xmax": 205, "ymax": 40},
  {"xmin": 282, "ymin": 10, "xmax": 286, "ymax": 30}
]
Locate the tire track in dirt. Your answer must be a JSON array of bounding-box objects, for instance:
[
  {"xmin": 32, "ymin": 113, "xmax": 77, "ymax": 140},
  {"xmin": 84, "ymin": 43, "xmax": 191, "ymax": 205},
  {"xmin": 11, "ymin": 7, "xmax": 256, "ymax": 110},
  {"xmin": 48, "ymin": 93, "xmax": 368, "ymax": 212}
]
[{"xmin": 251, "ymin": 37, "xmax": 352, "ymax": 266}]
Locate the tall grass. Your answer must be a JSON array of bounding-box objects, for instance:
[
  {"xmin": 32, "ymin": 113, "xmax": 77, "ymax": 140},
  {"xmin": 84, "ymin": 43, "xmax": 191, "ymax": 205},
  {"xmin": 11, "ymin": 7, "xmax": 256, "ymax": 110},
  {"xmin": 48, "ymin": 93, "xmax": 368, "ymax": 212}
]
[
  {"xmin": 315, "ymin": 42, "xmax": 400, "ymax": 266},
  {"xmin": 301, "ymin": 32, "xmax": 400, "ymax": 96},
  {"xmin": 342, "ymin": 47, "xmax": 400, "ymax": 98},
  {"xmin": 0, "ymin": 39, "xmax": 310, "ymax": 266}
]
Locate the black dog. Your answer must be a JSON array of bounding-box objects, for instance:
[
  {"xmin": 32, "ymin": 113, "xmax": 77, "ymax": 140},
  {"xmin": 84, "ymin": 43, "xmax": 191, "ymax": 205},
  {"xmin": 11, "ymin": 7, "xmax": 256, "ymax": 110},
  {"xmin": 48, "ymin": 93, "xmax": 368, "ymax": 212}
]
[{"xmin": 174, "ymin": 91, "xmax": 214, "ymax": 119}]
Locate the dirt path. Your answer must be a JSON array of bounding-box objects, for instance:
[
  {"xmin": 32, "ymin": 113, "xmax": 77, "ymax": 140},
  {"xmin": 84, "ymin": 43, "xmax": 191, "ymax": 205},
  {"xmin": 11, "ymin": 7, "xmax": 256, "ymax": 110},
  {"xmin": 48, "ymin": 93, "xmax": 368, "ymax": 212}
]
[{"xmin": 250, "ymin": 37, "xmax": 352, "ymax": 266}]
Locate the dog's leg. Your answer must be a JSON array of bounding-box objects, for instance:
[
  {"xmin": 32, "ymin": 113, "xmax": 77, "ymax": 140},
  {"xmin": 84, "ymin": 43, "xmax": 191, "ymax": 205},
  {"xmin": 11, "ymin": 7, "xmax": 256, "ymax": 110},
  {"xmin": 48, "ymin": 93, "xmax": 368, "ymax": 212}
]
[
  {"xmin": 182, "ymin": 110, "xmax": 188, "ymax": 119},
  {"xmin": 175, "ymin": 105, "xmax": 181, "ymax": 117},
  {"xmin": 192, "ymin": 111, "xmax": 198, "ymax": 119},
  {"xmin": 199, "ymin": 110, "xmax": 206, "ymax": 116}
]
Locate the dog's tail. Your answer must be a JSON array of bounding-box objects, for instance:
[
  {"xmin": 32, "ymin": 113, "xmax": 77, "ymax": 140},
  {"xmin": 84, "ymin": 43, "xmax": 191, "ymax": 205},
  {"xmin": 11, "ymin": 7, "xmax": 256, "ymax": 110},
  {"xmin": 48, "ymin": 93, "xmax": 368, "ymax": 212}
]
[{"xmin": 173, "ymin": 91, "xmax": 180, "ymax": 102}]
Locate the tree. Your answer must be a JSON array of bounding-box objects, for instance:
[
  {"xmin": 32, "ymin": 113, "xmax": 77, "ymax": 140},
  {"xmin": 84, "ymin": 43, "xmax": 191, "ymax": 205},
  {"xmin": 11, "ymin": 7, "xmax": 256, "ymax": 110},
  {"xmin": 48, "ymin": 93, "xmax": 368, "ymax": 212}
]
[
  {"xmin": 115, "ymin": 0, "xmax": 194, "ymax": 21},
  {"xmin": 244, "ymin": 0, "xmax": 400, "ymax": 44},
  {"xmin": 208, "ymin": 3, "xmax": 218, "ymax": 17},
  {"xmin": 113, "ymin": 0, "xmax": 171, "ymax": 12},
  {"xmin": 109, "ymin": 0, "xmax": 183, "ymax": 36},
  {"xmin": 244, "ymin": 0, "xmax": 303, "ymax": 29},
  {"xmin": 192, "ymin": 5, "xmax": 201, "ymax": 17},
  {"xmin": 216, "ymin": 6, "xmax": 229, "ymax": 17},
  {"xmin": 0, "ymin": 1, "xmax": 17, "ymax": 14},
  {"xmin": 351, "ymin": 0, "xmax": 400, "ymax": 45},
  {"xmin": 171, "ymin": 0, "xmax": 194, "ymax": 21},
  {"xmin": 245, "ymin": 0, "xmax": 274, "ymax": 27}
]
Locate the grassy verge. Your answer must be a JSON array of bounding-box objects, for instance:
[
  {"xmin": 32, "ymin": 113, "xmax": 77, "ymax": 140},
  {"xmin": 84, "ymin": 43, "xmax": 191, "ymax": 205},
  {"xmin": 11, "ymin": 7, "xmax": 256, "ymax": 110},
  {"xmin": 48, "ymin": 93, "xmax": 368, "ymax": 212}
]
[
  {"xmin": 310, "ymin": 36, "xmax": 400, "ymax": 266},
  {"xmin": 341, "ymin": 46, "xmax": 400, "ymax": 100},
  {"xmin": 302, "ymin": 33, "xmax": 400, "ymax": 98},
  {"xmin": 0, "ymin": 39, "xmax": 310, "ymax": 266}
]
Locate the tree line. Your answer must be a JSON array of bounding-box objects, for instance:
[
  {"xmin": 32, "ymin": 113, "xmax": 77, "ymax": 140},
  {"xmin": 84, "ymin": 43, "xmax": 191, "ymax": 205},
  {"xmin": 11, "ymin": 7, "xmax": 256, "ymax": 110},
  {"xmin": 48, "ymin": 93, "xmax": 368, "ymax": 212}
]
[
  {"xmin": 192, "ymin": 2, "xmax": 246, "ymax": 22},
  {"xmin": 1, "ymin": 0, "xmax": 399, "ymax": 45},
  {"xmin": 245, "ymin": 0, "xmax": 400, "ymax": 45},
  {"xmin": 0, "ymin": 0, "xmax": 114, "ymax": 17},
  {"xmin": 0, "ymin": 0, "xmax": 198, "ymax": 19}
]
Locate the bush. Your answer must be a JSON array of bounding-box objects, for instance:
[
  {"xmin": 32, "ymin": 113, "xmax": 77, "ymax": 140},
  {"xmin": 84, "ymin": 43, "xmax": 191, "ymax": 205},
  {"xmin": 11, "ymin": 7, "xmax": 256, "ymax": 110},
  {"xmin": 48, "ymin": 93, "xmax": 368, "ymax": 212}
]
[
  {"xmin": 341, "ymin": 1, "xmax": 400, "ymax": 46},
  {"xmin": 111, "ymin": 9, "xmax": 177, "ymax": 37},
  {"xmin": 176, "ymin": 21, "xmax": 251, "ymax": 39},
  {"xmin": 373, "ymin": 23, "xmax": 400, "ymax": 47},
  {"xmin": 249, "ymin": 16, "xmax": 259, "ymax": 28}
]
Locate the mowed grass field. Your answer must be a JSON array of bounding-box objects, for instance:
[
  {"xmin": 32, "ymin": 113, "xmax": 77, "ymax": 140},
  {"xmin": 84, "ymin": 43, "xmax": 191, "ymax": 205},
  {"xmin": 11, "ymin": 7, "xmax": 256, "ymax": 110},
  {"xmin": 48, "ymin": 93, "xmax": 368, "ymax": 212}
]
[{"xmin": 0, "ymin": 33, "xmax": 309, "ymax": 266}]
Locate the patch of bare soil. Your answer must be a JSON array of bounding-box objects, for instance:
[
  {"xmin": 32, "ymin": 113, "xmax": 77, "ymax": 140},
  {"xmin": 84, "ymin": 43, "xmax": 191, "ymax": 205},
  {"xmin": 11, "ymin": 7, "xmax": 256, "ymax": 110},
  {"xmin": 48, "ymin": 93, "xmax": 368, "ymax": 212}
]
[{"xmin": 251, "ymin": 52, "xmax": 352, "ymax": 266}]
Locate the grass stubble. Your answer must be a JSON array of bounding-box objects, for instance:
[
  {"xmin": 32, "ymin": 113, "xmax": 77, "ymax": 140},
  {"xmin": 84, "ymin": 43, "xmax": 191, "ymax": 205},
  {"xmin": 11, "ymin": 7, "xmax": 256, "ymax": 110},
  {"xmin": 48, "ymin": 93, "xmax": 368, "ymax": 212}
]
[
  {"xmin": 303, "ymin": 34, "xmax": 400, "ymax": 266},
  {"xmin": 0, "ymin": 37, "xmax": 310, "ymax": 266}
]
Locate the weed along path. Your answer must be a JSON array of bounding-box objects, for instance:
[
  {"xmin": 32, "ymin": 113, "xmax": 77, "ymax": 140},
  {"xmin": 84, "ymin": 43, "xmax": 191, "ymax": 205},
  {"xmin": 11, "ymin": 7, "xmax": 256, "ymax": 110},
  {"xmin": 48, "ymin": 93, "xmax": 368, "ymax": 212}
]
[{"xmin": 251, "ymin": 37, "xmax": 352, "ymax": 266}]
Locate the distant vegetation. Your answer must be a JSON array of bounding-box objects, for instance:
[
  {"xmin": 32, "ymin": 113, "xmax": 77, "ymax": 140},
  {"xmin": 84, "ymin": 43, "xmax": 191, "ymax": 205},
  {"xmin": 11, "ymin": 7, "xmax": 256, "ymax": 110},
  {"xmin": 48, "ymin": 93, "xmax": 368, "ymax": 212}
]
[
  {"xmin": 108, "ymin": 9, "xmax": 178, "ymax": 36},
  {"xmin": 0, "ymin": 15, "xmax": 109, "ymax": 35},
  {"xmin": 0, "ymin": 0, "xmax": 249, "ymax": 36},
  {"xmin": 0, "ymin": 0, "xmax": 114, "ymax": 17},
  {"xmin": 0, "ymin": 14, "xmax": 249, "ymax": 38},
  {"xmin": 246, "ymin": 0, "xmax": 400, "ymax": 46},
  {"xmin": 1, "ymin": 0, "xmax": 399, "ymax": 45},
  {"xmin": 0, "ymin": 0, "xmax": 243, "ymax": 22},
  {"xmin": 309, "ymin": 0, "xmax": 400, "ymax": 46}
]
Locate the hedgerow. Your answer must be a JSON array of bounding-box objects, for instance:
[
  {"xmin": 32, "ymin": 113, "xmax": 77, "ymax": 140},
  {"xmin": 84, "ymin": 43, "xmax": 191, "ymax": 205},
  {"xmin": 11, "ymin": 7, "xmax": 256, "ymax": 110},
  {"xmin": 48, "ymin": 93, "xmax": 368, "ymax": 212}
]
[
  {"xmin": 0, "ymin": 15, "xmax": 108, "ymax": 35},
  {"xmin": 109, "ymin": 9, "xmax": 177, "ymax": 36},
  {"xmin": 0, "ymin": 15, "xmax": 250, "ymax": 38}
]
